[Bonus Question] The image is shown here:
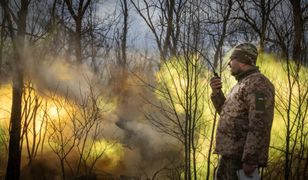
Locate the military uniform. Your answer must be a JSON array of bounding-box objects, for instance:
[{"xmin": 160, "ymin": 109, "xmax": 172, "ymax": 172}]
[{"xmin": 212, "ymin": 68, "xmax": 275, "ymax": 179}]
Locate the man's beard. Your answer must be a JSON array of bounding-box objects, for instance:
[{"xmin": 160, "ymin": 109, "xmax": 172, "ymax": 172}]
[{"xmin": 231, "ymin": 68, "xmax": 243, "ymax": 76}]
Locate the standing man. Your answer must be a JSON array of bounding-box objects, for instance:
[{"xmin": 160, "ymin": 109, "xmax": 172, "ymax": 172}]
[{"xmin": 210, "ymin": 43, "xmax": 275, "ymax": 179}]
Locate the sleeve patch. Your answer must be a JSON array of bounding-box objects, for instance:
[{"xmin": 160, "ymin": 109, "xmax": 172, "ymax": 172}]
[{"xmin": 255, "ymin": 92, "xmax": 265, "ymax": 111}]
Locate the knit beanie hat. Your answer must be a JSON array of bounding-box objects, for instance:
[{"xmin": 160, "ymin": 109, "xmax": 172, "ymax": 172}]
[{"xmin": 230, "ymin": 43, "xmax": 258, "ymax": 66}]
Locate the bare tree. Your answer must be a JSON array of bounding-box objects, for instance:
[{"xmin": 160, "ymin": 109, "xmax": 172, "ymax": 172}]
[
  {"xmin": 289, "ymin": 0, "xmax": 305, "ymax": 63},
  {"xmin": 112, "ymin": 0, "xmax": 130, "ymax": 96},
  {"xmin": 0, "ymin": 120, "xmax": 9, "ymax": 176},
  {"xmin": 0, "ymin": 10, "xmax": 7, "ymax": 74},
  {"xmin": 142, "ymin": 2, "xmax": 211, "ymax": 179},
  {"xmin": 130, "ymin": 0, "xmax": 188, "ymax": 61},
  {"xmin": 20, "ymin": 83, "xmax": 48, "ymax": 166},
  {"xmin": 46, "ymin": 79, "xmax": 113, "ymax": 179},
  {"xmin": 82, "ymin": 1, "xmax": 113, "ymax": 74},
  {"xmin": 72, "ymin": 84, "xmax": 112, "ymax": 176},
  {"xmin": 233, "ymin": 0, "xmax": 282, "ymax": 58},
  {"xmin": 201, "ymin": 1, "xmax": 233, "ymax": 178},
  {"xmin": 263, "ymin": 1, "xmax": 308, "ymax": 179},
  {"xmin": 63, "ymin": 0, "xmax": 92, "ymax": 64},
  {"xmin": 201, "ymin": 0, "xmax": 234, "ymax": 69},
  {"xmin": 0, "ymin": 0, "xmax": 30, "ymax": 179},
  {"xmin": 47, "ymin": 95, "xmax": 77, "ymax": 180},
  {"xmin": 272, "ymin": 58, "xmax": 308, "ymax": 180},
  {"xmin": 119, "ymin": 0, "xmax": 129, "ymax": 69},
  {"xmin": 145, "ymin": 54, "xmax": 207, "ymax": 179}
]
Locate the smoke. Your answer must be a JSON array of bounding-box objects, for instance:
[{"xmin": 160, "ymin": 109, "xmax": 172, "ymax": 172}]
[
  {"xmin": 0, "ymin": 47, "xmax": 183, "ymax": 178},
  {"xmin": 106, "ymin": 69, "xmax": 183, "ymax": 177},
  {"xmin": 0, "ymin": 45, "xmax": 102, "ymax": 101},
  {"xmin": 26, "ymin": 56, "xmax": 101, "ymax": 101}
]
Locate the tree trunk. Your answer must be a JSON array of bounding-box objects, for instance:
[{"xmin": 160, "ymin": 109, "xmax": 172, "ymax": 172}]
[
  {"xmin": 162, "ymin": 0, "xmax": 175, "ymax": 58},
  {"xmin": 64, "ymin": 0, "xmax": 92, "ymax": 64},
  {"xmin": 75, "ymin": 18, "xmax": 83, "ymax": 64},
  {"xmin": 4, "ymin": 1, "xmax": 29, "ymax": 179},
  {"xmin": 0, "ymin": 14, "xmax": 5, "ymax": 71},
  {"xmin": 290, "ymin": 0, "xmax": 304, "ymax": 63},
  {"xmin": 6, "ymin": 71, "xmax": 24, "ymax": 180},
  {"xmin": 206, "ymin": 112, "xmax": 218, "ymax": 180},
  {"xmin": 213, "ymin": 0, "xmax": 231, "ymax": 70},
  {"xmin": 121, "ymin": 0, "xmax": 128, "ymax": 69}
]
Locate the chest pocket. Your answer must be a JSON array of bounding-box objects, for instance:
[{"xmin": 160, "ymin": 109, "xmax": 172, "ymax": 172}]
[{"xmin": 223, "ymin": 85, "xmax": 246, "ymax": 117}]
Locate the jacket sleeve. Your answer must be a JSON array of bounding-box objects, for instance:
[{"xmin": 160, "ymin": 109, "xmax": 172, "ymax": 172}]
[
  {"xmin": 210, "ymin": 90, "xmax": 226, "ymax": 114},
  {"xmin": 241, "ymin": 80, "xmax": 275, "ymax": 166}
]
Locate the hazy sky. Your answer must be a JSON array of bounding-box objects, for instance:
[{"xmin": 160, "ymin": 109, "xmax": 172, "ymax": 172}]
[{"xmin": 97, "ymin": 0, "xmax": 156, "ymax": 52}]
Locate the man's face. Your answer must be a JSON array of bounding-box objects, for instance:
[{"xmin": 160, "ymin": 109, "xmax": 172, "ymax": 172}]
[{"xmin": 228, "ymin": 58, "xmax": 244, "ymax": 76}]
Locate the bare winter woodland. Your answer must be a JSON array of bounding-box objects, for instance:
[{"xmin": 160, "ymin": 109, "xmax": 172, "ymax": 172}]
[{"xmin": 0, "ymin": 0, "xmax": 307, "ymax": 180}]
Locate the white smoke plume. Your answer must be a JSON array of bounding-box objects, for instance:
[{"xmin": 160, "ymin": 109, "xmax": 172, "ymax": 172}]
[{"xmin": 26, "ymin": 56, "xmax": 100, "ymax": 101}]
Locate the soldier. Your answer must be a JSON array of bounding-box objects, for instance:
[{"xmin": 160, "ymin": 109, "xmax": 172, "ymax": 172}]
[{"xmin": 210, "ymin": 43, "xmax": 275, "ymax": 180}]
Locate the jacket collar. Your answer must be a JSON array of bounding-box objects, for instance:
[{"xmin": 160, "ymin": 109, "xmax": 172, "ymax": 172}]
[{"xmin": 234, "ymin": 67, "xmax": 260, "ymax": 81}]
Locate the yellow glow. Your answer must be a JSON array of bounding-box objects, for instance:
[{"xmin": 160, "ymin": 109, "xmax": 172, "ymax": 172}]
[
  {"xmin": 92, "ymin": 140, "xmax": 123, "ymax": 168},
  {"xmin": 45, "ymin": 103, "xmax": 68, "ymax": 121},
  {"xmin": 0, "ymin": 84, "xmax": 12, "ymax": 129},
  {"xmin": 155, "ymin": 55, "xmax": 207, "ymax": 113},
  {"xmin": 48, "ymin": 105, "xmax": 58, "ymax": 118},
  {"xmin": 0, "ymin": 83, "xmax": 124, "ymax": 172}
]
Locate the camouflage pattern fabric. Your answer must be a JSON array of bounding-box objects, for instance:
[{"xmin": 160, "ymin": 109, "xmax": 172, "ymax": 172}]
[
  {"xmin": 230, "ymin": 43, "xmax": 258, "ymax": 66},
  {"xmin": 215, "ymin": 156, "xmax": 242, "ymax": 180},
  {"xmin": 211, "ymin": 68, "xmax": 275, "ymax": 166}
]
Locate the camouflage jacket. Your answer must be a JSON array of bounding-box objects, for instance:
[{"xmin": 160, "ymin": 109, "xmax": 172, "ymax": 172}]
[{"xmin": 211, "ymin": 68, "xmax": 275, "ymax": 166}]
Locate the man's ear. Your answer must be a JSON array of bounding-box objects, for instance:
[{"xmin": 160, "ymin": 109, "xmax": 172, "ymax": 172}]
[
  {"xmin": 239, "ymin": 62, "xmax": 252, "ymax": 70},
  {"xmin": 239, "ymin": 62, "xmax": 247, "ymax": 68}
]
